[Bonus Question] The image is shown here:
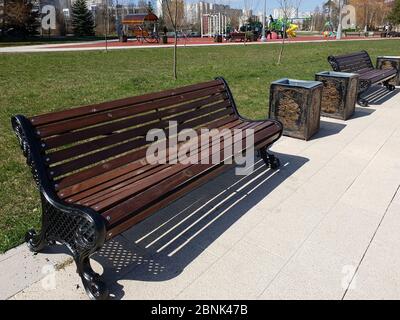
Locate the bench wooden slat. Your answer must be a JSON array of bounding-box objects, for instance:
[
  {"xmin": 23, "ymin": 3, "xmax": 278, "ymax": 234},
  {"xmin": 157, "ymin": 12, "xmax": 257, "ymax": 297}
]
[
  {"xmin": 51, "ymin": 136, "xmax": 150, "ymax": 178},
  {"xmin": 105, "ymin": 161, "xmax": 235, "ymax": 239},
  {"xmin": 105, "ymin": 131, "xmax": 282, "ymax": 240},
  {"xmin": 102, "ymin": 123, "xmax": 281, "ymax": 226},
  {"xmin": 30, "ymin": 79, "xmax": 223, "ymax": 126},
  {"xmin": 62, "ymin": 118, "xmax": 244, "ymax": 203},
  {"xmin": 97, "ymin": 121, "xmax": 272, "ymax": 216},
  {"xmin": 36, "ymin": 85, "xmax": 226, "ymax": 138},
  {"xmin": 330, "ymin": 51, "xmax": 374, "ymax": 73},
  {"xmin": 49, "ymin": 101, "xmax": 233, "ymax": 178},
  {"xmin": 46, "ymin": 93, "xmax": 228, "ymax": 164},
  {"xmin": 43, "ymin": 93, "xmax": 228, "ymax": 150},
  {"xmin": 54, "ymin": 109, "xmax": 236, "ymax": 189},
  {"xmin": 56, "ymin": 115, "xmax": 240, "ymax": 196},
  {"xmin": 72, "ymin": 164, "xmax": 168, "ymax": 205},
  {"xmin": 78, "ymin": 120, "xmax": 255, "ymax": 208}
]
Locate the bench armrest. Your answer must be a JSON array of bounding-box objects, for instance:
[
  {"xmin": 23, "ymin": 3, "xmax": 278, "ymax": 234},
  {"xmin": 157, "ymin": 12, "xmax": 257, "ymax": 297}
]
[
  {"xmin": 327, "ymin": 55, "xmax": 340, "ymax": 72},
  {"xmin": 11, "ymin": 115, "xmax": 106, "ymax": 255},
  {"xmin": 215, "ymin": 77, "xmax": 283, "ymax": 129}
]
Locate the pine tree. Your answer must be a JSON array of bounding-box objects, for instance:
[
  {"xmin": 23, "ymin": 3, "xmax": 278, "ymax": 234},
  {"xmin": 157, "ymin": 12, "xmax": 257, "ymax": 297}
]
[
  {"xmin": 3, "ymin": 0, "xmax": 40, "ymax": 37},
  {"xmin": 388, "ymin": 0, "xmax": 400, "ymax": 25},
  {"xmin": 147, "ymin": 1, "xmax": 154, "ymax": 12},
  {"xmin": 71, "ymin": 0, "xmax": 95, "ymax": 36}
]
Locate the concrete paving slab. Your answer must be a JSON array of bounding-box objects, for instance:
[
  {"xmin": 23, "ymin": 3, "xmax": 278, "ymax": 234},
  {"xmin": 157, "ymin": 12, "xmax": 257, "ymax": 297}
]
[
  {"xmin": 343, "ymin": 199, "xmax": 400, "ymax": 300},
  {"xmin": 259, "ymin": 242, "xmax": 358, "ymax": 300},
  {"xmin": 298, "ymin": 202, "xmax": 382, "ymax": 262},
  {"xmin": 0, "ymin": 243, "xmax": 70, "ymax": 300},
  {"xmin": 13, "ymin": 262, "xmax": 87, "ymax": 300},
  {"xmin": 177, "ymin": 240, "xmax": 285, "ymax": 299}
]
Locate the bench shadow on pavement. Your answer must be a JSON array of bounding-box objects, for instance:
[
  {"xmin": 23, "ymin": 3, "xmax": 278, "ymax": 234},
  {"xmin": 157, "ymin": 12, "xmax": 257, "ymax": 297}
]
[
  {"xmin": 361, "ymin": 86, "xmax": 400, "ymax": 106},
  {"xmin": 90, "ymin": 152, "xmax": 309, "ymax": 299}
]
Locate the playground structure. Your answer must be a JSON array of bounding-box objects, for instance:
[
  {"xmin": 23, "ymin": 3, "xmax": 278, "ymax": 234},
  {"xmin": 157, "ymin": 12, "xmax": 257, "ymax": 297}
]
[
  {"xmin": 201, "ymin": 13, "xmax": 229, "ymax": 37},
  {"xmin": 322, "ymin": 21, "xmax": 336, "ymax": 38},
  {"xmin": 121, "ymin": 12, "xmax": 159, "ymax": 43},
  {"xmin": 286, "ymin": 24, "xmax": 298, "ymax": 37},
  {"xmin": 268, "ymin": 18, "xmax": 299, "ymax": 38}
]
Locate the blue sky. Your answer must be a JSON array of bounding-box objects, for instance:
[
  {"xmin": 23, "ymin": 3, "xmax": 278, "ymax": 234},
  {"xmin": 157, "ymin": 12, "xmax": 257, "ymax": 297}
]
[
  {"xmin": 185, "ymin": 0, "xmax": 325, "ymax": 13},
  {"xmin": 250, "ymin": 0, "xmax": 324, "ymax": 12},
  {"xmin": 299, "ymin": 0, "xmax": 325, "ymax": 11}
]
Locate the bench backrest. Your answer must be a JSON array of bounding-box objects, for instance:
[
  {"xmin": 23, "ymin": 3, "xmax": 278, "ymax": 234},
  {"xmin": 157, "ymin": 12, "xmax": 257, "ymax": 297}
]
[
  {"xmin": 328, "ymin": 50, "xmax": 374, "ymax": 73},
  {"xmin": 26, "ymin": 79, "xmax": 237, "ymax": 190},
  {"xmin": 230, "ymin": 33, "xmax": 245, "ymax": 38}
]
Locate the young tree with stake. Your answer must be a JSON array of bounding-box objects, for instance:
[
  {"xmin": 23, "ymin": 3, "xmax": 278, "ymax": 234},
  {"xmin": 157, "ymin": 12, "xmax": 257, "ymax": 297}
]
[
  {"xmin": 276, "ymin": 0, "xmax": 300, "ymax": 64},
  {"xmin": 161, "ymin": 0, "xmax": 184, "ymax": 80}
]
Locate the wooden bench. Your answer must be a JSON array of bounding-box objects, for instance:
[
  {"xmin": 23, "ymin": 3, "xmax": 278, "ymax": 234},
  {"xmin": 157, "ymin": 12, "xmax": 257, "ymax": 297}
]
[
  {"xmin": 387, "ymin": 31, "xmax": 400, "ymax": 38},
  {"xmin": 345, "ymin": 31, "xmax": 362, "ymax": 37},
  {"xmin": 328, "ymin": 50, "xmax": 397, "ymax": 106},
  {"xmin": 11, "ymin": 78, "xmax": 283, "ymax": 300},
  {"xmin": 228, "ymin": 32, "xmax": 246, "ymax": 42}
]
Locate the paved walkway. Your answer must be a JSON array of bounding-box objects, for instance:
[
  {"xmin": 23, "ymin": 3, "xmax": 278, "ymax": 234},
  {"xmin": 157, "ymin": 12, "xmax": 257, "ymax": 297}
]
[
  {"xmin": 0, "ymin": 36, "xmax": 389, "ymax": 53},
  {"xmin": 1, "ymin": 86, "xmax": 400, "ymax": 300}
]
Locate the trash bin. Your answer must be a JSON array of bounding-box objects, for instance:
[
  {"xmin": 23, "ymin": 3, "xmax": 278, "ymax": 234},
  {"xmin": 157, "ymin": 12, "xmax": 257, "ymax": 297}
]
[
  {"xmin": 376, "ymin": 56, "xmax": 400, "ymax": 86},
  {"xmin": 119, "ymin": 34, "xmax": 128, "ymax": 42},
  {"xmin": 269, "ymin": 78, "xmax": 323, "ymax": 140},
  {"xmin": 214, "ymin": 34, "xmax": 223, "ymax": 42},
  {"xmin": 315, "ymin": 71, "xmax": 359, "ymax": 120}
]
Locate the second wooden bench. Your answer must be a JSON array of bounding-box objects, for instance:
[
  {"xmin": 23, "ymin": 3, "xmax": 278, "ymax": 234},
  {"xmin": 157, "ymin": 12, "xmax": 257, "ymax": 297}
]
[{"xmin": 328, "ymin": 50, "xmax": 397, "ymax": 106}]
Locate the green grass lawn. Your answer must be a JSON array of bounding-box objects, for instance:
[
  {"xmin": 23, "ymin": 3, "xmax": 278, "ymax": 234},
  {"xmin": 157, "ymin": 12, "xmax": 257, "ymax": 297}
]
[
  {"xmin": 0, "ymin": 41, "xmax": 79, "ymax": 47},
  {"xmin": 0, "ymin": 39, "xmax": 399, "ymax": 253},
  {"xmin": 0, "ymin": 36, "xmax": 117, "ymax": 47}
]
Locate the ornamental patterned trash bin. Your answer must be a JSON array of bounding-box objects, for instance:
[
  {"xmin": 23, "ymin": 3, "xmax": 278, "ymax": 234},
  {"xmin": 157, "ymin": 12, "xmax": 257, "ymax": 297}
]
[
  {"xmin": 269, "ymin": 78, "xmax": 323, "ymax": 141},
  {"xmin": 376, "ymin": 56, "xmax": 400, "ymax": 86},
  {"xmin": 315, "ymin": 71, "xmax": 359, "ymax": 120}
]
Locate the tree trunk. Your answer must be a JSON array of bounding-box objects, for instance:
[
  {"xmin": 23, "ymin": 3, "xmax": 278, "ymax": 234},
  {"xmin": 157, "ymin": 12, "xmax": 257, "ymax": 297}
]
[
  {"xmin": 277, "ymin": 31, "xmax": 286, "ymax": 65},
  {"xmin": 1, "ymin": 0, "xmax": 5, "ymax": 38},
  {"xmin": 173, "ymin": 32, "xmax": 177, "ymax": 80}
]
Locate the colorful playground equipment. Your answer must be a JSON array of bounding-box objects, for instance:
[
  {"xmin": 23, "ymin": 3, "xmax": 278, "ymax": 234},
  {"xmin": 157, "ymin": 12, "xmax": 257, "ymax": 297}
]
[
  {"xmin": 121, "ymin": 12, "xmax": 159, "ymax": 43},
  {"xmin": 286, "ymin": 24, "xmax": 298, "ymax": 38},
  {"xmin": 322, "ymin": 21, "xmax": 336, "ymax": 38},
  {"xmin": 269, "ymin": 18, "xmax": 298, "ymax": 38}
]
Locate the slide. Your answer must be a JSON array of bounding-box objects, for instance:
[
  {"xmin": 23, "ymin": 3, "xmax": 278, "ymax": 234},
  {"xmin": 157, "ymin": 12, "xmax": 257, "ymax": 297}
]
[{"xmin": 286, "ymin": 24, "xmax": 298, "ymax": 38}]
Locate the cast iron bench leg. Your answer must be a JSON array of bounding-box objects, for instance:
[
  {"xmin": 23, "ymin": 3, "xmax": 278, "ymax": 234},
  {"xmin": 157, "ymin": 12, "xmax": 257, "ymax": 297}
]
[
  {"xmin": 384, "ymin": 80, "xmax": 396, "ymax": 91},
  {"xmin": 26, "ymin": 228, "xmax": 109, "ymax": 300},
  {"xmin": 75, "ymin": 254, "xmax": 109, "ymax": 300},
  {"xmin": 259, "ymin": 147, "xmax": 280, "ymax": 169},
  {"xmin": 25, "ymin": 199, "xmax": 109, "ymax": 300},
  {"xmin": 357, "ymin": 97, "xmax": 369, "ymax": 107},
  {"xmin": 24, "ymin": 195, "xmax": 109, "ymax": 300},
  {"xmin": 27, "ymin": 227, "xmax": 108, "ymax": 300},
  {"xmin": 357, "ymin": 80, "xmax": 371, "ymax": 107},
  {"xmin": 25, "ymin": 229, "xmax": 47, "ymax": 252}
]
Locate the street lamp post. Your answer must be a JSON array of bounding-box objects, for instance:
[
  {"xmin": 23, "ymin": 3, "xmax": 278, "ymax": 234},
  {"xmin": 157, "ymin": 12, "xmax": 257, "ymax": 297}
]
[
  {"xmin": 337, "ymin": 0, "xmax": 343, "ymax": 40},
  {"xmin": 261, "ymin": 0, "xmax": 266, "ymax": 42}
]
